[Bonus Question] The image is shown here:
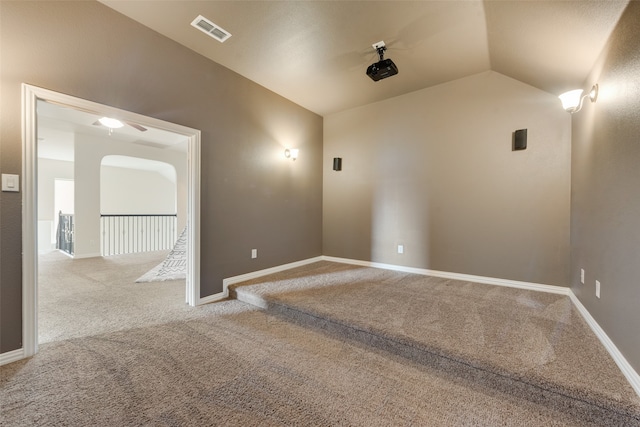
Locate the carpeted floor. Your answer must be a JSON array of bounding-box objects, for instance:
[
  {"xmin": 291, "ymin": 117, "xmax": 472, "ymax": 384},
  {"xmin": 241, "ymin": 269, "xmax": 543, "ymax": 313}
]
[
  {"xmin": 231, "ymin": 261, "xmax": 640, "ymax": 425},
  {"xmin": 38, "ymin": 250, "xmax": 190, "ymax": 343},
  {"xmin": 2, "ymin": 300, "xmax": 630, "ymax": 426},
  {"xmin": 4, "ymin": 258, "xmax": 638, "ymax": 425}
]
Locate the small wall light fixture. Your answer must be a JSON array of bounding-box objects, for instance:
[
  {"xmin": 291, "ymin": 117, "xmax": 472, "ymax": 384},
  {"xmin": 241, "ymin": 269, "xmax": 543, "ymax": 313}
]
[
  {"xmin": 284, "ymin": 148, "xmax": 299, "ymax": 161},
  {"xmin": 559, "ymin": 84, "xmax": 598, "ymax": 113},
  {"xmin": 333, "ymin": 157, "xmax": 342, "ymax": 171}
]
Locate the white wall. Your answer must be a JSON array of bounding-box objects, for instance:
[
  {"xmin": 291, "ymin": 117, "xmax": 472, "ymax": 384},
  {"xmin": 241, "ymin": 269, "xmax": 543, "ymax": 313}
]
[
  {"xmin": 32, "ymin": 131, "xmax": 189, "ymax": 258},
  {"xmin": 37, "ymin": 158, "xmax": 74, "ymax": 221},
  {"xmin": 73, "ymin": 133, "xmax": 187, "ymax": 258},
  {"xmin": 101, "ymin": 165, "xmax": 176, "ymax": 214},
  {"xmin": 37, "ymin": 158, "xmax": 74, "ymax": 251}
]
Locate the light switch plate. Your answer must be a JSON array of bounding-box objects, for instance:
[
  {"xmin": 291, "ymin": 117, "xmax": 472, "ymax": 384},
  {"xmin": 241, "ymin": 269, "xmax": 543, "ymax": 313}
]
[{"xmin": 2, "ymin": 174, "xmax": 19, "ymax": 192}]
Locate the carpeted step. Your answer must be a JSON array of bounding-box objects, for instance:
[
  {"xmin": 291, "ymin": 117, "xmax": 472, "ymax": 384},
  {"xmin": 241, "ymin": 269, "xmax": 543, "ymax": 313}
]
[{"xmin": 230, "ymin": 261, "xmax": 640, "ymax": 426}]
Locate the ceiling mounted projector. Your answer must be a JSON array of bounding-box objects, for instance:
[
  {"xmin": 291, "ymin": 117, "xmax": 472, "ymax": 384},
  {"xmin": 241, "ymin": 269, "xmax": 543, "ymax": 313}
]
[{"xmin": 366, "ymin": 42, "xmax": 398, "ymax": 82}]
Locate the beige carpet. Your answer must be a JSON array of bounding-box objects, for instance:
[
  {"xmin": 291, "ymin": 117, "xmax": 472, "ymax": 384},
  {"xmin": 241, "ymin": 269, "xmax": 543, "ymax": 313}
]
[
  {"xmin": 3, "ymin": 258, "xmax": 638, "ymax": 425},
  {"xmin": 38, "ymin": 250, "xmax": 191, "ymax": 343},
  {"xmin": 231, "ymin": 261, "xmax": 640, "ymax": 425},
  {"xmin": 2, "ymin": 301, "xmax": 628, "ymax": 426}
]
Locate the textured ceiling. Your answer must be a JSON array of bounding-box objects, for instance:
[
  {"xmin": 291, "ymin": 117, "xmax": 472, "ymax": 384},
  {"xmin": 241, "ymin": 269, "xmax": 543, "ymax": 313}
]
[{"xmin": 99, "ymin": 1, "xmax": 629, "ymax": 116}]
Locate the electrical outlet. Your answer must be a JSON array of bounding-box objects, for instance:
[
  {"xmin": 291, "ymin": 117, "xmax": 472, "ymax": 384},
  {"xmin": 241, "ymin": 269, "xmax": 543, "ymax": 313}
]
[
  {"xmin": 251, "ymin": 249, "xmax": 257, "ymax": 259},
  {"xmin": 596, "ymin": 280, "xmax": 601, "ymax": 298},
  {"xmin": 397, "ymin": 244, "xmax": 404, "ymax": 254},
  {"xmin": 580, "ymin": 269, "xmax": 585, "ymax": 284}
]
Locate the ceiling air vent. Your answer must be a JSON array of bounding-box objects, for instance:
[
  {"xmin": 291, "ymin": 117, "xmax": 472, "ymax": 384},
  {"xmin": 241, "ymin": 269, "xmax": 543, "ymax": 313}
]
[{"xmin": 191, "ymin": 15, "xmax": 231, "ymax": 43}]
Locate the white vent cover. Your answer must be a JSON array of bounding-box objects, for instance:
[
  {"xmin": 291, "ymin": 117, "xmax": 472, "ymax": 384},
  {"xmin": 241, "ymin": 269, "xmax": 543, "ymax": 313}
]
[{"xmin": 191, "ymin": 15, "xmax": 231, "ymax": 43}]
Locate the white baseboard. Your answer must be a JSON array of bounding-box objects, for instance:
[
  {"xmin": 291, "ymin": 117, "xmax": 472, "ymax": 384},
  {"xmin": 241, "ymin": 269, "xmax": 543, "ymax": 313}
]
[
  {"xmin": 198, "ymin": 291, "xmax": 228, "ymax": 305},
  {"xmin": 59, "ymin": 250, "xmax": 74, "ymax": 259},
  {"xmin": 0, "ymin": 348, "xmax": 24, "ymax": 366},
  {"xmin": 321, "ymin": 256, "xmax": 570, "ymax": 295},
  {"xmin": 569, "ymin": 291, "xmax": 640, "ymax": 397},
  {"xmin": 72, "ymin": 252, "xmax": 102, "ymax": 259}
]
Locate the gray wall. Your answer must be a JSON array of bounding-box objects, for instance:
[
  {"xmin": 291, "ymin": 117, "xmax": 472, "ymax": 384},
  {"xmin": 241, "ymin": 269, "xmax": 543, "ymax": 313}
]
[
  {"xmin": 570, "ymin": 2, "xmax": 640, "ymax": 373},
  {"xmin": 3, "ymin": 0, "xmax": 637, "ymax": 377},
  {"xmin": 0, "ymin": 1, "xmax": 323, "ymax": 353},
  {"xmin": 324, "ymin": 71, "xmax": 571, "ymax": 286}
]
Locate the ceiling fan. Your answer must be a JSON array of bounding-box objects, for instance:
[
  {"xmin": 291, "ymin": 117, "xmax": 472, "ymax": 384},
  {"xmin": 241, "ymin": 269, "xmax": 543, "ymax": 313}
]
[
  {"xmin": 42, "ymin": 99, "xmax": 149, "ymax": 133},
  {"xmin": 93, "ymin": 117, "xmax": 147, "ymax": 133}
]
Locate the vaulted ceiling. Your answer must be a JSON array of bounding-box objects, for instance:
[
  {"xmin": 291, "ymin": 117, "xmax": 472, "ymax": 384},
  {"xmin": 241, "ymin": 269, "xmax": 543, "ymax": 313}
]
[{"xmin": 100, "ymin": 1, "xmax": 629, "ymax": 116}]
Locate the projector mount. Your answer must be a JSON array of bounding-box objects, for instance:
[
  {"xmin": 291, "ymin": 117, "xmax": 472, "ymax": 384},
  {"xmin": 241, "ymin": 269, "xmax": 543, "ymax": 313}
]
[
  {"xmin": 372, "ymin": 41, "xmax": 387, "ymax": 61},
  {"xmin": 366, "ymin": 41, "xmax": 399, "ymax": 81}
]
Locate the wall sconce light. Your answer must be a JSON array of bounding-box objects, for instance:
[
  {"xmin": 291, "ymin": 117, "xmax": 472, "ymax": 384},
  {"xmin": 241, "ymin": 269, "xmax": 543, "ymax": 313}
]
[
  {"xmin": 284, "ymin": 148, "xmax": 299, "ymax": 161},
  {"xmin": 333, "ymin": 157, "xmax": 342, "ymax": 171},
  {"xmin": 559, "ymin": 84, "xmax": 598, "ymax": 113}
]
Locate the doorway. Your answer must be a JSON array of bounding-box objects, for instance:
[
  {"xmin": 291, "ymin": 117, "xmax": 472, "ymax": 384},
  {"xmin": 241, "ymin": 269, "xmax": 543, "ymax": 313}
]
[{"xmin": 22, "ymin": 84, "xmax": 202, "ymax": 357}]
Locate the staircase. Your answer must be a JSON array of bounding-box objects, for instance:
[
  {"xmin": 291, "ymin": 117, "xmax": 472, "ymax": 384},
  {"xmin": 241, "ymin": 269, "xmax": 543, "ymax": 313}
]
[{"xmin": 230, "ymin": 261, "xmax": 640, "ymax": 426}]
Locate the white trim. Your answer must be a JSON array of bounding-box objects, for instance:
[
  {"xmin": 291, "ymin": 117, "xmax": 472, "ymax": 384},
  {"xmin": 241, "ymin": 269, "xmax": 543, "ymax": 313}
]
[
  {"xmin": 219, "ymin": 256, "xmax": 324, "ymax": 303},
  {"xmin": 569, "ymin": 290, "xmax": 640, "ymax": 397},
  {"xmin": 0, "ymin": 348, "xmax": 25, "ymax": 366},
  {"xmin": 22, "ymin": 84, "xmax": 38, "ymax": 358},
  {"xmin": 199, "ymin": 291, "xmax": 229, "ymax": 305},
  {"xmin": 186, "ymin": 124, "xmax": 201, "ymax": 307},
  {"xmin": 321, "ymin": 256, "xmax": 570, "ymax": 295},
  {"xmin": 20, "ymin": 84, "xmax": 202, "ymax": 362},
  {"xmin": 57, "ymin": 249, "xmax": 74, "ymax": 259},
  {"xmin": 71, "ymin": 252, "xmax": 102, "ymax": 259}
]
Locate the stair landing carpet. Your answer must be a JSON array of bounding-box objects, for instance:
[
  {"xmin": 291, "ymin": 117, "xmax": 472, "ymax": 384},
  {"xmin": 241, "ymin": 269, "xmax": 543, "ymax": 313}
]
[
  {"xmin": 231, "ymin": 261, "xmax": 640, "ymax": 426},
  {"xmin": 136, "ymin": 226, "xmax": 187, "ymax": 283}
]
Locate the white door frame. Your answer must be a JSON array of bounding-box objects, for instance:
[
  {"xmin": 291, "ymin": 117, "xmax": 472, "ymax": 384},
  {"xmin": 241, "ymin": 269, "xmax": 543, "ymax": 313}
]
[{"xmin": 21, "ymin": 83, "xmax": 202, "ymax": 358}]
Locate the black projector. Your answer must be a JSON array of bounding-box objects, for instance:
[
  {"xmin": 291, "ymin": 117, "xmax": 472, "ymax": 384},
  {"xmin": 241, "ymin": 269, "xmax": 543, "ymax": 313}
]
[{"xmin": 366, "ymin": 58, "xmax": 398, "ymax": 81}]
